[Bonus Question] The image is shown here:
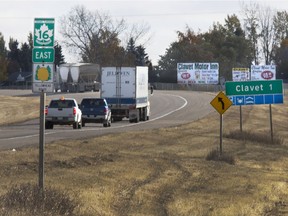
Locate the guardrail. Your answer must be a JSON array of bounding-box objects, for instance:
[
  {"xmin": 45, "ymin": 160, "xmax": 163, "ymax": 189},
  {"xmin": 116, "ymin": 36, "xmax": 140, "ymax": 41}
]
[
  {"xmin": 1, "ymin": 82, "xmax": 288, "ymax": 93},
  {"xmin": 153, "ymin": 83, "xmax": 223, "ymax": 92}
]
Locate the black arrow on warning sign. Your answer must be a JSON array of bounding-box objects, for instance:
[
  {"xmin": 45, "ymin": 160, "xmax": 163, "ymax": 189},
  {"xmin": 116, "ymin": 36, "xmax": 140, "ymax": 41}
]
[{"xmin": 218, "ymin": 97, "xmax": 225, "ymax": 110}]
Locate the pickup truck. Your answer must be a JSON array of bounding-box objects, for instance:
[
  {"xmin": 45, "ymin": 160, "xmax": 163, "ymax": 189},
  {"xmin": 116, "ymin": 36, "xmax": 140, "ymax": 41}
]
[
  {"xmin": 80, "ymin": 98, "xmax": 111, "ymax": 127},
  {"xmin": 45, "ymin": 97, "xmax": 82, "ymax": 129}
]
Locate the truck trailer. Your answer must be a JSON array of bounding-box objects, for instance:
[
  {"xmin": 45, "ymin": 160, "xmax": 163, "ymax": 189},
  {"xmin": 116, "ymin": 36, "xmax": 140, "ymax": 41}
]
[
  {"xmin": 101, "ymin": 66, "xmax": 150, "ymax": 123},
  {"xmin": 58, "ymin": 63, "xmax": 100, "ymax": 92}
]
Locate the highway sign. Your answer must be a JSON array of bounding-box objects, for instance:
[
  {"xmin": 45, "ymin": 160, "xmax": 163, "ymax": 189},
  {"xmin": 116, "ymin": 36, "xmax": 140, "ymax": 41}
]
[
  {"xmin": 32, "ymin": 47, "xmax": 55, "ymax": 63},
  {"xmin": 210, "ymin": 91, "xmax": 233, "ymax": 114},
  {"xmin": 226, "ymin": 80, "xmax": 283, "ymax": 96},
  {"xmin": 226, "ymin": 80, "xmax": 283, "ymax": 106},
  {"xmin": 34, "ymin": 18, "xmax": 55, "ymax": 47},
  {"xmin": 228, "ymin": 94, "xmax": 283, "ymax": 106},
  {"xmin": 32, "ymin": 63, "xmax": 54, "ymax": 93}
]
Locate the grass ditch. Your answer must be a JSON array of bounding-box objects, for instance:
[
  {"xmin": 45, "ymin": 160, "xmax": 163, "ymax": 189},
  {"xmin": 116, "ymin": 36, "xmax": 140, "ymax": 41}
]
[{"xmin": 0, "ymin": 94, "xmax": 288, "ymax": 215}]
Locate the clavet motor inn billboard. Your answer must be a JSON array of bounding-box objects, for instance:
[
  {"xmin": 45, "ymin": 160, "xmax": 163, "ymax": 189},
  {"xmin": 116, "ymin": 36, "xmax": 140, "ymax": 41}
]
[{"xmin": 177, "ymin": 63, "xmax": 219, "ymax": 84}]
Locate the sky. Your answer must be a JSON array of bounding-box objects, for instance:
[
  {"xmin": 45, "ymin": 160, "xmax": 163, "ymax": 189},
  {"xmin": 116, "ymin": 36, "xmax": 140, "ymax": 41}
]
[{"xmin": 1, "ymin": 0, "xmax": 288, "ymax": 65}]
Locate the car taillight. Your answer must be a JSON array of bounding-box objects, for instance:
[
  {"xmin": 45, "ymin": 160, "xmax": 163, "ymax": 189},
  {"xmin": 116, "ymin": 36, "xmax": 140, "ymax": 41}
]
[
  {"xmin": 45, "ymin": 107, "xmax": 48, "ymax": 115},
  {"xmin": 73, "ymin": 107, "xmax": 77, "ymax": 115},
  {"xmin": 104, "ymin": 107, "xmax": 108, "ymax": 114}
]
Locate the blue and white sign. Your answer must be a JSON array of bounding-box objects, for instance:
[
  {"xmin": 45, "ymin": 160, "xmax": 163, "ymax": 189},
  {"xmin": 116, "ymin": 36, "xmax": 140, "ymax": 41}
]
[{"xmin": 229, "ymin": 94, "xmax": 283, "ymax": 106}]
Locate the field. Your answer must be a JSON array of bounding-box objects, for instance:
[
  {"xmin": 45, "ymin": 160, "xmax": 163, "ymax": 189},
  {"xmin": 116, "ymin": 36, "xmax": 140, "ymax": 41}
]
[{"xmin": 0, "ymin": 94, "xmax": 288, "ymax": 215}]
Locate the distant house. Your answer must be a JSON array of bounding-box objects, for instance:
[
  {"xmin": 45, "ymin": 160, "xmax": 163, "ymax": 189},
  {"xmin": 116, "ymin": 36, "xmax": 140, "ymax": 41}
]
[{"xmin": 7, "ymin": 71, "xmax": 32, "ymax": 84}]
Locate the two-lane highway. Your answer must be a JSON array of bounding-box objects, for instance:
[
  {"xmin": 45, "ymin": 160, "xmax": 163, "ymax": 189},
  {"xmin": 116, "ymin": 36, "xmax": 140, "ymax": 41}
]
[{"xmin": 0, "ymin": 90, "xmax": 215, "ymax": 150}]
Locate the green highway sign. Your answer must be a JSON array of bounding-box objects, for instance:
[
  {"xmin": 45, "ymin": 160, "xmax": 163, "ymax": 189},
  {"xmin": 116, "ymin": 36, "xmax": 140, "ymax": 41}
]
[
  {"xmin": 34, "ymin": 18, "xmax": 55, "ymax": 47},
  {"xmin": 225, "ymin": 80, "xmax": 283, "ymax": 96},
  {"xmin": 32, "ymin": 47, "xmax": 54, "ymax": 63}
]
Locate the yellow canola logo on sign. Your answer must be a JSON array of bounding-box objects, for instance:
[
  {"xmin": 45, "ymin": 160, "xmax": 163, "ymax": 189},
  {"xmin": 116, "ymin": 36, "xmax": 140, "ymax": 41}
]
[
  {"xmin": 210, "ymin": 91, "xmax": 233, "ymax": 115},
  {"xmin": 35, "ymin": 65, "xmax": 52, "ymax": 81}
]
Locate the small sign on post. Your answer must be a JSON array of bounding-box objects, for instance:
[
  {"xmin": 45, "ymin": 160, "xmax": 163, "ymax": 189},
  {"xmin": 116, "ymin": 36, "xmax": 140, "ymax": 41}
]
[
  {"xmin": 210, "ymin": 91, "xmax": 233, "ymax": 115},
  {"xmin": 32, "ymin": 47, "xmax": 55, "ymax": 63},
  {"xmin": 210, "ymin": 92, "xmax": 232, "ymax": 154}
]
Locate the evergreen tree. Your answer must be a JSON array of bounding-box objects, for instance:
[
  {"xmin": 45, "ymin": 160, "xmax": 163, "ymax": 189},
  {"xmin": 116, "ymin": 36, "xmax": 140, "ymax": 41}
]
[
  {"xmin": 54, "ymin": 42, "xmax": 65, "ymax": 66},
  {"xmin": 0, "ymin": 33, "xmax": 8, "ymax": 81},
  {"xmin": 7, "ymin": 38, "xmax": 20, "ymax": 75},
  {"xmin": 19, "ymin": 42, "xmax": 32, "ymax": 72}
]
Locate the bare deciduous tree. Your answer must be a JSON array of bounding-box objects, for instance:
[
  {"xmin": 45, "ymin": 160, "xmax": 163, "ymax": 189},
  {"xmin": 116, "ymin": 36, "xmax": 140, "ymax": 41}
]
[
  {"xmin": 59, "ymin": 5, "xmax": 151, "ymax": 66},
  {"xmin": 241, "ymin": 1, "xmax": 260, "ymax": 64},
  {"xmin": 60, "ymin": 5, "xmax": 126, "ymax": 65},
  {"xmin": 258, "ymin": 5, "xmax": 276, "ymax": 64}
]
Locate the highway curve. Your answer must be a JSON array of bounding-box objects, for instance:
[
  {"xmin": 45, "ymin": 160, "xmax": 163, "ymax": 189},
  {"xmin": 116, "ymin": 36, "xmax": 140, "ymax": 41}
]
[{"xmin": 0, "ymin": 90, "xmax": 215, "ymax": 150}]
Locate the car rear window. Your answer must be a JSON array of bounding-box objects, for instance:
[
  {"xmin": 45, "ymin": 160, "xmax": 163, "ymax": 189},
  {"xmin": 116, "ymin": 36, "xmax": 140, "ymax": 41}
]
[
  {"xmin": 49, "ymin": 100, "xmax": 76, "ymax": 108},
  {"xmin": 81, "ymin": 99, "xmax": 106, "ymax": 108}
]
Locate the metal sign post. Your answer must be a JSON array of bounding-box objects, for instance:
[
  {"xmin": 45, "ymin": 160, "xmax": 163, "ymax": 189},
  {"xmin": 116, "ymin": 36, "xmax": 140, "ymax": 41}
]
[
  {"xmin": 210, "ymin": 92, "xmax": 232, "ymax": 155},
  {"xmin": 39, "ymin": 91, "xmax": 46, "ymax": 191},
  {"xmin": 220, "ymin": 114, "xmax": 223, "ymax": 154},
  {"xmin": 269, "ymin": 104, "xmax": 273, "ymax": 143},
  {"xmin": 240, "ymin": 106, "xmax": 242, "ymax": 132}
]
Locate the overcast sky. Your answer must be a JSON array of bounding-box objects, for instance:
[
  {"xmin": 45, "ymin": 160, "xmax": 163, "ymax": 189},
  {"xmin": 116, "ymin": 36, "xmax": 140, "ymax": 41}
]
[{"xmin": 1, "ymin": 0, "xmax": 288, "ymax": 65}]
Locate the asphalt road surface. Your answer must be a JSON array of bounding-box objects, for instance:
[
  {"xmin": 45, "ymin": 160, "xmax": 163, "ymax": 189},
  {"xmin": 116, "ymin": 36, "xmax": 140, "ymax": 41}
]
[{"xmin": 0, "ymin": 90, "xmax": 215, "ymax": 150}]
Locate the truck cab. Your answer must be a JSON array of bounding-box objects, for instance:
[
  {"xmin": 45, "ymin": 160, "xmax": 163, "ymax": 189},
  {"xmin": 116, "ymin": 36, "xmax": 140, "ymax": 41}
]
[
  {"xmin": 80, "ymin": 98, "xmax": 112, "ymax": 127},
  {"xmin": 45, "ymin": 97, "xmax": 82, "ymax": 129}
]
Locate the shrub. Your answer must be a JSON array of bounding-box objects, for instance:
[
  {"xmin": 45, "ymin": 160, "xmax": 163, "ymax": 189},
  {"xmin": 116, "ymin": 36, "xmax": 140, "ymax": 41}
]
[
  {"xmin": 206, "ymin": 149, "xmax": 236, "ymax": 165},
  {"xmin": 224, "ymin": 130, "xmax": 283, "ymax": 145},
  {"xmin": 0, "ymin": 183, "xmax": 80, "ymax": 216}
]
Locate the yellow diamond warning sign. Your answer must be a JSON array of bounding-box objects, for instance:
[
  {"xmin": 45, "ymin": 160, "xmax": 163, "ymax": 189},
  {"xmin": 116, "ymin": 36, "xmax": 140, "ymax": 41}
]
[{"xmin": 210, "ymin": 91, "xmax": 233, "ymax": 115}]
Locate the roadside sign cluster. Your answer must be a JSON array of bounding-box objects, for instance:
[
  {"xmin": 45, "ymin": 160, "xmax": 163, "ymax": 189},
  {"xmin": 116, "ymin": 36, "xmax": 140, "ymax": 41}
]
[
  {"xmin": 32, "ymin": 18, "xmax": 55, "ymax": 93},
  {"xmin": 226, "ymin": 80, "xmax": 283, "ymax": 106}
]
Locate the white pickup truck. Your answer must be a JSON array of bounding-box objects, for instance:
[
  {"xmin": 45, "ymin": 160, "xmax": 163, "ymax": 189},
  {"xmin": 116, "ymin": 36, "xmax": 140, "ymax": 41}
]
[{"xmin": 45, "ymin": 97, "xmax": 82, "ymax": 129}]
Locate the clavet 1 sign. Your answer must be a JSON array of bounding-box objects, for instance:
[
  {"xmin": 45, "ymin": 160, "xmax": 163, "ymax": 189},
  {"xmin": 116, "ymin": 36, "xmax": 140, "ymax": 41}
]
[
  {"xmin": 251, "ymin": 65, "xmax": 276, "ymax": 80},
  {"xmin": 226, "ymin": 80, "xmax": 283, "ymax": 105}
]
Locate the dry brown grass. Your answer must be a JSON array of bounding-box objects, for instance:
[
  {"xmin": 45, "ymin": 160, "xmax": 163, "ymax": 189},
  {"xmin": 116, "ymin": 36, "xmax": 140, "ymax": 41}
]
[
  {"xmin": 0, "ymin": 94, "xmax": 288, "ymax": 215},
  {"xmin": 0, "ymin": 95, "xmax": 39, "ymax": 125}
]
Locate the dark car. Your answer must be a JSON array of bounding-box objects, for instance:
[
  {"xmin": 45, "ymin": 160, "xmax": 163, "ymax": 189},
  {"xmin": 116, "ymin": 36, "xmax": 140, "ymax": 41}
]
[{"xmin": 80, "ymin": 98, "xmax": 111, "ymax": 127}]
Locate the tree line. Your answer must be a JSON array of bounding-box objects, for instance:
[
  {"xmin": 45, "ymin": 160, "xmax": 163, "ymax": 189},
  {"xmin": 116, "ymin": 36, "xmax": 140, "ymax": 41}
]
[
  {"xmin": 156, "ymin": 2, "xmax": 288, "ymax": 82},
  {"xmin": 0, "ymin": 32, "xmax": 65, "ymax": 82},
  {"xmin": 0, "ymin": 3, "xmax": 287, "ymax": 84}
]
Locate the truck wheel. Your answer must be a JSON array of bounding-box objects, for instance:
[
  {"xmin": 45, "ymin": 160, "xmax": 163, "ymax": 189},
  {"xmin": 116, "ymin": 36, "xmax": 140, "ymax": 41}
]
[
  {"xmin": 108, "ymin": 115, "xmax": 112, "ymax": 127},
  {"xmin": 45, "ymin": 122, "xmax": 53, "ymax": 129},
  {"xmin": 103, "ymin": 118, "xmax": 111, "ymax": 127},
  {"xmin": 73, "ymin": 122, "xmax": 77, "ymax": 129},
  {"xmin": 135, "ymin": 109, "xmax": 140, "ymax": 123},
  {"xmin": 142, "ymin": 108, "xmax": 147, "ymax": 121}
]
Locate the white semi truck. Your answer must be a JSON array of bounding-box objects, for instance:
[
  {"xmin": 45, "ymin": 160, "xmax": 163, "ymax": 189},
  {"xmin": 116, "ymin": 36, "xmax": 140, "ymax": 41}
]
[
  {"xmin": 57, "ymin": 63, "xmax": 100, "ymax": 92},
  {"xmin": 101, "ymin": 66, "xmax": 150, "ymax": 123}
]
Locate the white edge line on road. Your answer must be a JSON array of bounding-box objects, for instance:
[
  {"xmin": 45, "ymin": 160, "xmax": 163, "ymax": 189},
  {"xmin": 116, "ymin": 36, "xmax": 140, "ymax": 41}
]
[{"xmin": 0, "ymin": 94, "xmax": 187, "ymax": 141}]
